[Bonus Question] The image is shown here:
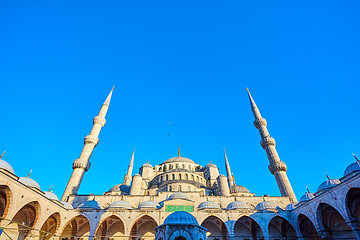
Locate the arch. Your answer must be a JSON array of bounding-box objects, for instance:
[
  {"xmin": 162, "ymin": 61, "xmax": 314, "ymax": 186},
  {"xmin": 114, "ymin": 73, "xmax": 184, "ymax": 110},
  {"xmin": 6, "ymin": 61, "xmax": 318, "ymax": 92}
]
[
  {"xmin": 297, "ymin": 214, "xmax": 320, "ymax": 240},
  {"xmin": 234, "ymin": 216, "xmax": 263, "ymax": 240},
  {"xmin": 346, "ymin": 187, "xmax": 360, "ymax": 232},
  {"xmin": 169, "ymin": 186, "xmax": 172, "ymax": 191},
  {"xmin": 160, "ymin": 176, "xmax": 163, "ymax": 182},
  {"xmin": 166, "ymin": 175, "xmax": 169, "ymax": 181},
  {"xmin": 317, "ymin": 203, "xmax": 356, "ymax": 239},
  {"xmin": 130, "ymin": 215, "xmax": 158, "ymax": 240},
  {"xmin": 39, "ymin": 212, "xmax": 61, "ymax": 240},
  {"xmin": 6, "ymin": 201, "xmax": 40, "ymax": 240},
  {"xmin": 268, "ymin": 216, "xmax": 297, "ymax": 240},
  {"xmin": 164, "ymin": 165, "xmax": 167, "ymax": 171},
  {"xmin": 179, "ymin": 173, "xmax": 182, "ymax": 180},
  {"xmin": 196, "ymin": 176, "xmax": 200, "ymax": 182},
  {"xmin": 60, "ymin": 214, "xmax": 90, "ymax": 240},
  {"xmin": 172, "ymin": 174, "xmax": 176, "ymax": 180},
  {"xmin": 191, "ymin": 175, "xmax": 195, "ymax": 181},
  {"xmin": 95, "ymin": 215, "xmax": 125, "ymax": 240},
  {"xmin": 176, "ymin": 164, "xmax": 179, "ymax": 169},
  {"xmin": 182, "ymin": 164, "xmax": 185, "ymax": 169},
  {"xmin": 185, "ymin": 174, "xmax": 189, "ymax": 180},
  {"xmin": 159, "ymin": 167, "xmax": 162, "ymax": 172},
  {"xmin": 169, "ymin": 229, "xmax": 195, "ymax": 240},
  {"xmin": 0, "ymin": 185, "xmax": 12, "ymax": 219},
  {"xmin": 201, "ymin": 215, "xmax": 228, "ymax": 240}
]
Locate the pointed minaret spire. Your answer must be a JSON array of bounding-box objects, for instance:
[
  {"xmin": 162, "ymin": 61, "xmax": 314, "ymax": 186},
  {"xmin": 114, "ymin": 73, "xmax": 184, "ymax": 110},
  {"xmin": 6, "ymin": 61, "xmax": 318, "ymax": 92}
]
[
  {"xmin": 247, "ymin": 89, "xmax": 297, "ymax": 203},
  {"xmin": 224, "ymin": 148, "xmax": 234, "ymax": 186},
  {"xmin": 124, "ymin": 148, "xmax": 135, "ymax": 185},
  {"xmin": 61, "ymin": 87, "xmax": 114, "ymax": 201}
]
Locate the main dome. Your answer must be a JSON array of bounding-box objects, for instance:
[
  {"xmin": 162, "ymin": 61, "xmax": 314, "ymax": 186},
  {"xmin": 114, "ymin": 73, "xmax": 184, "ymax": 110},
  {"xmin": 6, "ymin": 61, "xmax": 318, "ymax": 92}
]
[
  {"xmin": 163, "ymin": 211, "xmax": 199, "ymax": 225},
  {"xmin": 163, "ymin": 157, "xmax": 195, "ymax": 164}
]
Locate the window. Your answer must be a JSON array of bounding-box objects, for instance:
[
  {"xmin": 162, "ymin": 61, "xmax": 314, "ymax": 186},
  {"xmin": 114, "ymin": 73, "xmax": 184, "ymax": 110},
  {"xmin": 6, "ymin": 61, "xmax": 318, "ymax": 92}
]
[{"xmin": 179, "ymin": 174, "xmax": 182, "ymax": 180}]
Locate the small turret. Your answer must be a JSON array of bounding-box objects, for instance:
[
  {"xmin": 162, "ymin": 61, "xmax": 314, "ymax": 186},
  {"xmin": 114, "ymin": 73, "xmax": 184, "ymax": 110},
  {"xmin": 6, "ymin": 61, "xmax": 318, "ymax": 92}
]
[
  {"xmin": 130, "ymin": 174, "xmax": 143, "ymax": 195},
  {"xmin": 217, "ymin": 174, "xmax": 230, "ymax": 196}
]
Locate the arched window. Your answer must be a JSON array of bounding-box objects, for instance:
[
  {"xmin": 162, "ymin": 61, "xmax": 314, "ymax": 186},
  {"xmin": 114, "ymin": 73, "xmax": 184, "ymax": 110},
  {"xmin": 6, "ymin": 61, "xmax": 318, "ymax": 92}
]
[
  {"xmin": 191, "ymin": 175, "xmax": 195, "ymax": 181},
  {"xmin": 182, "ymin": 164, "xmax": 185, "ymax": 169},
  {"xmin": 172, "ymin": 174, "xmax": 175, "ymax": 180},
  {"xmin": 164, "ymin": 165, "xmax": 167, "ymax": 171},
  {"xmin": 179, "ymin": 174, "xmax": 182, "ymax": 180},
  {"xmin": 160, "ymin": 176, "xmax": 163, "ymax": 182},
  {"xmin": 169, "ymin": 186, "xmax": 172, "ymax": 191},
  {"xmin": 196, "ymin": 176, "xmax": 200, "ymax": 182},
  {"xmin": 166, "ymin": 175, "xmax": 169, "ymax": 181},
  {"xmin": 169, "ymin": 165, "xmax": 173, "ymax": 170},
  {"xmin": 185, "ymin": 174, "xmax": 188, "ymax": 180},
  {"xmin": 179, "ymin": 185, "xmax": 181, "ymax": 191},
  {"xmin": 159, "ymin": 167, "xmax": 162, "ymax": 171},
  {"xmin": 176, "ymin": 164, "xmax": 178, "ymax": 169}
]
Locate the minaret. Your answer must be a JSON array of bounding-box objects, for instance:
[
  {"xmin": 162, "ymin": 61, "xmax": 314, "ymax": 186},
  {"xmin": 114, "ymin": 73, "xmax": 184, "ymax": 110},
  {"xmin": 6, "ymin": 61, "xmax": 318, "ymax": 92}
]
[
  {"xmin": 247, "ymin": 89, "xmax": 297, "ymax": 203},
  {"xmin": 61, "ymin": 87, "xmax": 114, "ymax": 201},
  {"xmin": 123, "ymin": 148, "xmax": 135, "ymax": 185},
  {"xmin": 224, "ymin": 148, "xmax": 235, "ymax": 186}
]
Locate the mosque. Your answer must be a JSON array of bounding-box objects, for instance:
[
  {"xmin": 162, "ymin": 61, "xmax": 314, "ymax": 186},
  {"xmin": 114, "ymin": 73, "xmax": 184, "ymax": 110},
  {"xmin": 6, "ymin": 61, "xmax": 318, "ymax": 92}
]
[{"xmin": 0, "ymin": 87, "xmax": 359, "ymax": 240}]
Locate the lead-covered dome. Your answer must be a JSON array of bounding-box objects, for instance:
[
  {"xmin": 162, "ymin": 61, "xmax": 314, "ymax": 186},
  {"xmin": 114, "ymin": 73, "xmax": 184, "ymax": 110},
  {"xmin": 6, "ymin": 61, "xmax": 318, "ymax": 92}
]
[
  {"xmin": 44, "ymin": 191, "xmax": 59, "ymax": 201},
  {"xmin": 169, "ymin": 192, "xmax": 191, "ymax": 201},
  {"xmin": 285, "ymin": 203, "xmax": 296, "ymax": 211},
  {"xmin": 141, "ymin": 162, "xmax": 153, "ymax": 168},
  {"xmin": 205, "ymin": 162, "xmax": 217, "ymax": 168},
  {"xmin": 255, "ymin": 201, "xmax": 277, "ymax": 211},
  {"xmin": 61, "ymin": 201, "xmax": 74, "ymax": 209},
  {"xmin": 226, "ymin": 201, "xmax": 253, "ymax": 210},
  {"xmin": 19, "ymin": 177, "xmax": 41, "ymax": 190},
  {"xmin": 164, "ymin": 157, "xmax": 195, "ymax": 164},
  {"xmin": 299, "ymin": 192, "xmax": 315, "ymax": 203},
  {"xmin": 317, "ymin": 179, "xmax": 341, "ymax": 192},
  {"xmin": 77, "ymin": 200, "xmax": 101, "ymax": 210},
  {"xmin": 198, "ymin": 201, "xmax": 221, "ymax": 210},
  {"xmin": 344, "ymin": 160, "xmax": 360, "ymax": 176},
  {"xmin": 0, "ymin": 159, "xmax": 14, "ymax": 174},
  {"xmin": 108, "ymin": 184, "xmax": 130, "ymax": 193},
  {"xmin": 230, "ymin": 185, "xmax": 250, "ymax": 193},
  {"xmin": 163, "ymin": 211, "xmax": 199, "ymax": 225},
  {"xmin": 139, "ymin": 200, "xmax": 160, "ymax": 209},
  {"xmin": 108, "ymin": 200, "xmax": 132, "ymax": 209}
]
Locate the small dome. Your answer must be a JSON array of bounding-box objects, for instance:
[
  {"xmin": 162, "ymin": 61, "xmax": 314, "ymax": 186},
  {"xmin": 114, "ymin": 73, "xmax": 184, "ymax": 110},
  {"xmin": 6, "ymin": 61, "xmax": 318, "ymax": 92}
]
[
  {"xmin": 141, "ymin": 162, "xmax": 153, "ymax": 168},
  {"xmin": 230, "ymin": 185, "xmax": 250, "ymax": 193},
  {"xmin": 60, "ymin": 201, "xmax": 74, "ymax": 209},
  {"xmin": 285, "ymin": 203, "xmax": 296, "ymax": 211},
  {"xmin": 77, "ymin": 200, "xmax": 101, "ymax": 210},
  {"xmin": 44, "ymin": 191, "xmax": 59, "ymax": 201},
  {"xmin": 205, "ymin": 162, "xmax": 217, "ymax": 168},
  {"xmin": 163, "ymin": 211, "xmax": 199, "ymax": 225},
  {"xmin": 108, "ymin": 200, "xmax": 132, "ymax": 209},
  {"xmin": 0, "ymin": 159, "xmax": 14, "ymax": 174},
  {"xmin": 169, "ymin": 192, "xmax": 191, "ymax": 201},
  {"xmin": 344, "ymin": 161, "xmax": 360, "ymax": 176},
  {"xmin": 198, "ymin": 201, "xmax": 221, "ymax": 210},
  {"xmin": 299, "ymin": 192, "xmax": 315, "ymax": 203},
  {"xmin": 108, "ymin": 184, "xmax": 130, "ymax": 193},
  {"xmin": 255, "ymin": 201, "xmax": 277, "ymax": 211},
  {"xmin": 317, "ymin": 179, "xmax": 341, "ymax": 192},
  {"xmin": 164, "ymin": 157, "xmax": 195, "ymax": 164},
  {"xmin": 139, "ymin": 200, "xmax": 160, "ymax": 209},
  {"xmin": 226, "ymin": 201, "xmax": 253, "ymax": 210},
  {"xmin": 19, "ymin": 177, "xmax": 41, "ymax": 190}
]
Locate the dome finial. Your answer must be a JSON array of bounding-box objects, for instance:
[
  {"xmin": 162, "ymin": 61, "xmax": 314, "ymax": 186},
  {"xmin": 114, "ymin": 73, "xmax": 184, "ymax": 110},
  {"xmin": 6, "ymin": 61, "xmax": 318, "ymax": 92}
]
[
  {"xmin": 306, "ymin": 186, "xmax": 310, "ymax": 193},
  {"xmin": 353, "ymin": 153, "xmax": 359, "ymax": 162},
  {"xmin": 178, "ymin": 147, "xmax": 181, "ymax": 157},
  {"xmin": 325, "ymin": 172, "xmax": 330, "ymax": 180},
  {"xmin": 48, "ymin": 185, "xmax": 52, "ymax": 192},
  {"xmin": 0, "ymin": 151, "xmax": 5, "ymax": 159},
  {"xmin": 27, "ymin": 170, "xmax": 32, "ymax": 178}
]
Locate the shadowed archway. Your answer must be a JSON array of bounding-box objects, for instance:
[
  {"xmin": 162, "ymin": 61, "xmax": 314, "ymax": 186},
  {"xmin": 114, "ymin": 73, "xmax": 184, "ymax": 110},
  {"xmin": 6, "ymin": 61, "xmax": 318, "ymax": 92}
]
[
  {"xmin": 130, "ymin": 215, "xmax": 158, "ymax": 240},
  {"xmin": 268, "ymin": 216, "xmax": 297, "ymax": 240},
  {"xmin": 95, "ymin": 215, "xmax": 125, "ymax": 240},
  {"xmin": 201, "ymin": 216, "xmax": 228, "ymax": 240},
  {"xmin": 234, "ymin": 216, "xmax": 263, "ymax": 240},
  {"xmin": 39, "ymin": 212, "xmax": 61, "ymax": 240},
  {"xmin": 60, "ymin": 215, "xmax": 90, "ymax": 240},
  {"xmin": 297, "ymin": 214, "xmax": 320, "ymax": 240}
]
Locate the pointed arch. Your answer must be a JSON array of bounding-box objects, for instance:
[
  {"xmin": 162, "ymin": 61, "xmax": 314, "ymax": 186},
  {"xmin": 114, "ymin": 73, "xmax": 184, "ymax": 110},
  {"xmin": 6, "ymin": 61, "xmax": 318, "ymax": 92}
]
[
  {"xmin": 317, "ymin": 203, "xmax": 356, "ymax": 240},
  {"xmin": 39, "ymin": 212, "xmax": 61, "ymax": 240},
  {"xmin": 268, "ymin": 216, "xmax": 297, "ymax": 240},
  {"xmin": 0, "ymin": 185, "xmax": 12, "ymax": 219},
  {"xmin": 201, "ymin": 215, "xmax": 228, "ymax": 240},
  {"xmin": 59, "ymin": 214, "xmax": 90, "ymax": 240},
  {"xmin": 297, "ymin": 214, "xmax": 320, "ymax": 240},
  {"xmin": 169, "ymin": 229, "xmax": 194, "ymax": 240},
  {"xmin": 130, "ymin": 215, "xmax": 158, "ymax": 240},
  {"xmin": 95, "ymin": 214, "xmax": 125, "ymax": 240},
  {"xmin": 234, "ymin": 216, "xmax": 263, "ymax": 240},
  {"xmin": 346, "ymin": 187, "xmax": 360, "ymax": 232}
]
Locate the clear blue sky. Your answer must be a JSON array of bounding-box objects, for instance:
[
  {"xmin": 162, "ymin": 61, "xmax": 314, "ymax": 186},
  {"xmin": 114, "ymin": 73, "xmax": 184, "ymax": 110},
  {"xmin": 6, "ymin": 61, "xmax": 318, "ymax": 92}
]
[{"xmin": 1, "ymin": 1, "xmax": 359, "ymax": 200}]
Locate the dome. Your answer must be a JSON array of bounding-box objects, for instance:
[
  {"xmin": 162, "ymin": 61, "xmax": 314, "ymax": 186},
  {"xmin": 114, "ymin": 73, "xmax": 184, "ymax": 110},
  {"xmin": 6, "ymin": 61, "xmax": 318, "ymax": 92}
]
[
  {"xmin": 169, "ymin": 192, "xmax": 191, "ymax": 201},
  {"xmin": 19, "ymin": 177, "xmax": 41, "ymax": 190},
  {"xmin": 139, "ymin": 200, "xmax": 160, "ymax": 209},
  {"xmin": 60, "ymin": 201, "xmax": 74, "ymax": 209},
  {"xmin": 141, "ymin": 162, "xmax": 153, "ymax": 168},
  {"xmin": 285, "ymin": 203, "xmax": 296, "ymax": 211},
  {"xmin": 226, "ymin": 201, "xmax": 253, "ymax": 210},
  {"xmin": 317, "ymin": 179, "xmax": 341, "ymax": 192},
  {"xmin": 164, "ymin": 157, "xmax": 195, "ymax": 164},
  {"xmin": 255, "ymin": 201, "xmax": 277, "ymax": 211},
  {"xmin": 205, "ymin": 162, "xmax": 217, "ymax": 168},
  {"xmin": 108, "ymin": 200, "xmax": 132, "ymax": 209},
  {"xmin": 0, "ymin": 159, "xmax": 14, "ymax": 174},
  {"xmin": 344, "ymin": 160, "xmax": 360, "ymax": 176},
  {"xmin": 108, "ymin": 184, "xmax": 130, "ymax": 193},
  {"xmin": 77, "ymin": 200, "xmax": 101, "ymax": 210},
  {"xmin": 198, "ymin": 201, "xmax": 221, "ymax": 210},
  {"xmin": 299, "ymin": 192, "xmax": 315, "ymax": 203},
  {"xmin": 230, "ymin": 185, "xmax": 250, "ymax": 193},
  {"xmin": 44, "ymin": 191, "xmax": 59, "ymax": 201},
  {"xmin": 163, "ymin": 211, "xmax": 199, "ymax": 225}
]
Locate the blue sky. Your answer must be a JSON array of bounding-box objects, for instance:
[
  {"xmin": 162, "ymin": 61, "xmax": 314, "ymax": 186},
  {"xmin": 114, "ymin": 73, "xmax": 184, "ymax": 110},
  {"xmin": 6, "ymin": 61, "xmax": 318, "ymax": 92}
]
[{"xmin": 0, "ymin": 1, "xmax": 359, "ymax": 200}]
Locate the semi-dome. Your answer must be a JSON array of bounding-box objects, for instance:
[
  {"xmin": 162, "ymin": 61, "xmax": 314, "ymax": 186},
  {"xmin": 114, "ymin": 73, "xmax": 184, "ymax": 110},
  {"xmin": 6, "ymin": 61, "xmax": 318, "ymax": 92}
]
[
  {"xmin": 163, "ymin": 211, "xmax": 199, "ymax": 225},
  {"xmin": 0, "ymin": 159, "xmax": 14, "ymax": 174},
  {"xmin": 169, "ymin": 192, "xmax": 191, "ymax": 201},
  {"xmin": 108, "ymin": 184, "xmax": 130, "ymax": 193},
  {"xmin": 108, "ymin": 200, "xmax": 132, "ymax": 209},
  {"xmin": 285, "ymin": 203, "xmax": 296, "ymax": 211},
  {"xmin": 299, "ymin": 192, "xmax": 315, "ymax": 203},
  {"xmin": 61, "ymin": 201, "xmax": 74, "ymax": 209},
  {"xmin": 141, "ymin": 162, "xmax": 153, "ymax": 168},
  {"xmin": 19, "ymin": 177, "xmax": 41, "ymax": 190},
  {"xmin": 164, "ymin": 157, "xmax": 195, "ymax": 164},
  {"xmin": 139, "ymin": 200, "xmax": 160, "ymax": 209},
  {"xmin": 230, "ymin": 185, "xmax": 250, "ymax": 193},
  {"xmin": 344, "ymin": 160, "xmax": 360, "ymax": 176},
  {"xmin": 198, "ymin": 201, "xmax": 221, "ymax": 210},
  {"xmin": 226, "ymin": 201, "xmax": 253, "ymax": 210},
  {"xmin": 317, "ymin": 179, "xmax": 341, "ymax": 192},
  {"xmin": 77, "ymin": 200, "xmax": 101, "ymax": 210},
  {"xmin": 44, "ymin": 191, "xmax": 59, "ymax": 201},
  {"xmin": 255, "ymin": 201, "xmax": 277, "ymax": 211}
]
